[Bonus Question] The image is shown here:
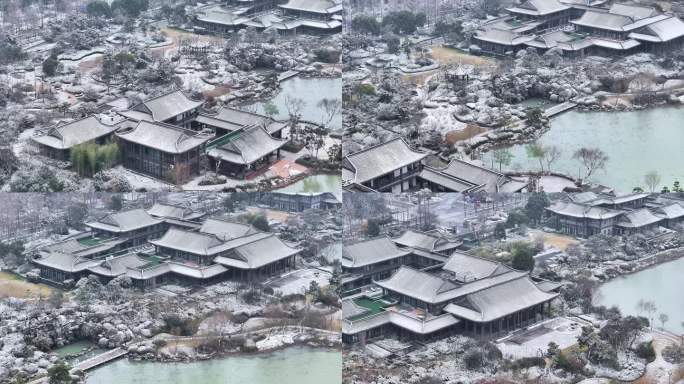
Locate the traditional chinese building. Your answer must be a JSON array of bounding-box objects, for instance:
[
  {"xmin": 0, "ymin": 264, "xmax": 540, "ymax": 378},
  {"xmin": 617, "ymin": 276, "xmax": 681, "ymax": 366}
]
[
  {"xmin": 206, "ymin": 125, "xmax": 288, "ymax": 179},
  {"xmin": 116, "ymin": 121, "xmax": 211, "ymax": 183},
  {"xmin": 342, "ymin": 138, "xmax": 427, "ymax": 193},
  {"xmin": 32, "ymin": 115, "xmax": 126, "ymax": 161}
]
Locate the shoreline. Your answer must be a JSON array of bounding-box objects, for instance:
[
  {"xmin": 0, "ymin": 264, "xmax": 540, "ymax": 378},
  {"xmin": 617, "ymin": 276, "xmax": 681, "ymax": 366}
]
[
  {"xmin": 120, "ymin": 325, "xmax": 341, "ymax": 366},
  {"xmin": 595, "ymin": 246, "xmax": 684, "ymax": 283},
  {"xmin": 124, "ymin": 340, "xmax": 342, "ymax": 366}
]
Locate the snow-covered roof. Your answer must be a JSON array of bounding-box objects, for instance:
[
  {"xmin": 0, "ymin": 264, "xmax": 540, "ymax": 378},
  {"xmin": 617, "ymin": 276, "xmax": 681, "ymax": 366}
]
[
  {"xmin": 343, "ymin": 310, "xmax": 459, "ymax": 335},
  {"xmin": 86, "ymin": 209, "xmax": 162, "ymax": 233},
  {"xmin": 591, "ymin": 37, "xmax": 641, "ymax": 50},
  {"xmin": 608, "ymin": 3, "xmax": 657, "ymax": 20},
  {"xmin": 32, "ymin": 116, "xmax": 122, "ymax": 150},
  {"xmin": 474, "ymin": 28, "xmax": 535, "ymax": 46},
  {"xmin": 151, "ymin": 228, "xmax": 300, "ymax": 268},
  {"xmin": 38, "ymin": 236, "xmax": 124, "ymax": 258},
  {"xmin": 32, "ymin": 252, "xmax": 101, "ymax": 272},
  {"xmin": 572, "ymin": 10, "xmax": 669, "ymax": 32},
  {"xmin": 571, "ymin": 10, "xmax": 633, "ymax": 31},
  {"xmin": 206, "ymin": 125, "xmax": 288, "ymax": 165},
  {"xmin": 393, "ymin": 230, "xmax": 461, "ymax": 253},
  {"xmin": 418, "ymin": 167, "xmax": 478, "ymax": 192},
  {"xmin": 376, "ymin": 266, "xmax": 528, "ymax": 304},
  {"xmin": 440, "ymin": 160, "xmax": 527, "ymax": 193},
  {"xmin": 343, "ymin": 138, "xmax": 427, "ymax": 184},
  {"xmin": 279, "ymin": 0, "xmax": 342, "ymax": 14},
  {"xmin": 195, "ymin": 5, "xmax": 251, "ymax": 26},
  {"xmin": 653, "ymin": 203, "xmax": 684, "ymax": 219},
  {"xmin": 507, "ymin": 0, "xmax": 569, "ymax": 16},
  {"xmin": 147, "ymin": 203, "xmax": 204, "ymax": 221},
  {"xmin": 629, "ymin": 16, "xmax": 684, "ymax": 42},
  {"xmin": 132, "ymin": 90, "xmax": 203, "ymax": 122},
  {"xmin": 116, "ymin": 120, "xmax": 210, "ymax": 154},
  {"xmin": 588, "ymin": 193, "xmax": 650, "ymax": 206},
  {"xmin": 616, "ymin": 208, "xmax": 662, "ymax": 228},
  {"xmin": 546, "ymin": 201, "xmax": 623, "ymax": 220},
  {"xmin": 199, "ymin": 217, "xmax": 258, "ymax": 238},
  {"xmin": 443, "ymin": 277, "xmax": 557, "ymax": 322},
  {"xmin": 442, "ymin": 252, "xmax": 511, "ymax": 283},
  {"xmin": 88, "ymin": 254, "xmax": 149, "ymax": 277},
  {"xmin": 197, "ymin": 107, "xmax": 287, "ymax": 134},
  {"xmin": 342, "ymin": 237, "xmax": 410, "ymax": 268}
]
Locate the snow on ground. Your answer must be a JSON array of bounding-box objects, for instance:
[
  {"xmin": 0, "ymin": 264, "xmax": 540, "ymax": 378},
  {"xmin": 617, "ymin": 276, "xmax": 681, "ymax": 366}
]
[
  {"xmin": 115, "ymin": 166, "xmax": 175, "ymax": 191},
  {"xmin": 12, "ymin": 127, "xmax": 37, "ymax": 158},
  {"xmin": 496, "ymin": 317, "xmax": 589, "ymax": 359},
  {"xmin": 255, "ymin": 331, "xmax": 296, "ymax": 350},
  {"xmin": 265, "ymin": 268, "xmax": 331, "ymax": 296},
  {"xmin": 421, "ymin": 102, "xmax": 469, "ymax": 136},
  {"xmin": 638, "ymin": 330, "xmax": 684, "ymax": 384},
  {"xmin": 183, "ymin": 171, "xmax": 269, "ymax": 191},
  {"xmin": 537, "ymin": 175, "xmax": 577, "ymax": 192}
]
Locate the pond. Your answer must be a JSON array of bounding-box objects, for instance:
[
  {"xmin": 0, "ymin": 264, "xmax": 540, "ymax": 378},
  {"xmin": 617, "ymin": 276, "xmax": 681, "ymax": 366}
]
[
  {"xmin": 54, "ymin": 341, "xmax": 107, "ymax": 364},
  {"xmin": 481, "ymin": 106, "xmax": 684, "ymax": 192},
  {"xmin": 248, "ymin": 77, "xmax": 342, "ymax": 130},
  {"xmin": 594, "ymin": 257, "xmax": 684, "ymax": 333},
  {"xmin": 275, "ymin": 174, "xmax": 342, "ymax": 200},
  {"xmin": 85, "ymin": 347, "xmax": 341, "ymax": 384}
]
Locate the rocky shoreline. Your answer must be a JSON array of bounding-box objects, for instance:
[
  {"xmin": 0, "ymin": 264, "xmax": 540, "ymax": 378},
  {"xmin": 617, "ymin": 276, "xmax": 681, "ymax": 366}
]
[{"xmin": 125, "ymin": 328, "xmax": 341, "ymax": 364}]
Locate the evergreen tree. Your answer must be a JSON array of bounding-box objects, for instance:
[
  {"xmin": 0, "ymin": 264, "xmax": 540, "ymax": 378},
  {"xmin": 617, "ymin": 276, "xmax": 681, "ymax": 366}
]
[
  {"xmin": 366, "ymin": 219, "xmax": 380, "ymax": 237},
  {"xmin": 525, "ymin": 192, "xmax": 550, "ymax": 226},
  {"xmin": 511, "ymin": 242, "xmax": 536, "ymax": 271}
]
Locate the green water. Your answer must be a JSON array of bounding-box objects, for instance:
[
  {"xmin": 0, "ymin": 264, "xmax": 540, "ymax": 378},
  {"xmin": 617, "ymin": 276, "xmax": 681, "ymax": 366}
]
[
  {"xmin": 482, "ymin": 107, "xmax": 684, "ymax": 192},
  {"xmin": 276, "ymin": 174, "xmax": 342, "ymax": 200},
  {"xmin": 594, "ymin": 257, "xmax": 684, "ymax": 333},
  {"xmin": 54, "ymin": 341, "xmax": 106, "ymax": 364},
  {"xmin": 250, "ymin": 77, "xmax": 342, "ymax": 130},
  {"xmin": 85, "ymin": 347, "xmax": 341, "ymax": 384}
]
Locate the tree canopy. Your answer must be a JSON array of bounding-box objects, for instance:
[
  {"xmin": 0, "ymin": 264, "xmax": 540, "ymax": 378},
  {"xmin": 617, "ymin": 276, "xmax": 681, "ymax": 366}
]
[{"xmin": 382, "ymin": 11, "xmax": 426, "ymax": 34}]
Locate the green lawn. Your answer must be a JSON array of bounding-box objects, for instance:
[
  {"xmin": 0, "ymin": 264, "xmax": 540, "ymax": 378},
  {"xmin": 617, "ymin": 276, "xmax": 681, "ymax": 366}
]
[
  {"xmin": 138, "ymin": 255, "xmax": 166, "ymax": 269},
  {"xmin": 78, "ymin": 237, "xmax": 105, "ymax": 246},
  {"xmin": 348, "ymin": 297, "xmax": 391, "ymax": 321}
]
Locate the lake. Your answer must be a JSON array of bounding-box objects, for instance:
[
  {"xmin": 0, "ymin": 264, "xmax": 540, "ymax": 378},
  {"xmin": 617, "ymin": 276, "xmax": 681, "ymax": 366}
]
[
  {"xmin": 248, "ymin": 77, "xmax": 342, "ymax": 131},
  {"xmin": 85, "ymin": 347, "xmax": 341, "ymax": 384},
  {"xmin": 482, "ymin": 107, "xmax": 684, "ymax": 192},
  {"xmin": 594, "ymin": 257, "xmax": 684, "ymax": 333},
  {"xmin": 276, "ymin": 174, "xmax": 342, "ymax": 200}
]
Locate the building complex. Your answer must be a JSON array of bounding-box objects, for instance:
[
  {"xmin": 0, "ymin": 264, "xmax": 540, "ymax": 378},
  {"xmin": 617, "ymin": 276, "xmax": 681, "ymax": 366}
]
[
  {"xmin": 192, "ymin": 0, "xmax": 343, "ymax": 35},
  {"xmin": 546, "ymin": 192, "xmax": 684, "ymax": 237},
  {"xmin": 341, "ymin": 230, "xmax": 560, "ymax": 343},
  {"xmin": 342, "ymin": 138, "xmax": 528, "ymax": 193},
  {"xmin": 32, "ymin": 90, "xmax": 295, "ymax": 183},
  {"xmin": 31, "ymin": 206, "xmax": 301, "ymax": 289},
  {"xmin": 473, "ymin": 0, "xmax": 684, "ymax": 56}
]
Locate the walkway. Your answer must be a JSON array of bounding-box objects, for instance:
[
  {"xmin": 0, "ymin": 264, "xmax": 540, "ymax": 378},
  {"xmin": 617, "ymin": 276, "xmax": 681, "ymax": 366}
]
[
  {"xmin": 73, "ymin": 347, "xmax": 128, "ymax": 371},
  {"xmin": 543, "ymin": 101, "xmax": 577, "ymax": 117},
  {"xmin": 278, "ymin": 70, "xmax": 300, "ymax": 82}
]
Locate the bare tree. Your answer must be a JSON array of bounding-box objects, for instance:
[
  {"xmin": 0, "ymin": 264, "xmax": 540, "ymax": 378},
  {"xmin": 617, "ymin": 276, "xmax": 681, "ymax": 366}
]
[
  {"xmin": 572, "ymin": 147, "xmax": 608, "ymax": 181},
  {"xmin": 285, "ymin": 95, "xmax": 305, "ymax": 142},
  {"xmin": 644, "ymin": 171, "xmax": 661, "ymax": 192},
  {"xmin": 491, "ymin": 148, "xmax": 513, "ymax": 171},
  {"xmin": 317, "ymin": 98, "xmax": 341, "ymax": 130},
  {"xmin": 659, "ymin": 313, "xmax": 669, "ymax": 330},
  {"xmin": 643, "ymin": 300, "xmax": 657, "ymax": 329},
  {"xmin": 543, "ymin": 145, "xmax": 562, "ymax": 173}
]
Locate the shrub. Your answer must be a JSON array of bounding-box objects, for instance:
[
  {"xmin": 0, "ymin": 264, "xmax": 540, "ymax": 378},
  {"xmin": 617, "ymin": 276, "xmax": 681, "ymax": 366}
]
[
  {"xmin": 504, "ymin": 356, "xmax": 545, "ymax": 371},
  {"xmin": 554, "ymin": 351, "xmax": 585, "ymax": 374},
  {"xmin": 662, "ymin": 344, "xmax": 683, "ymax": 364},
  {"xmin": 635, "ymin": 341, "xmax": 656, "ymax": 363},
  {"xmin": 464, "ymin": 350, "xmax": 485, "ymax": 370}
]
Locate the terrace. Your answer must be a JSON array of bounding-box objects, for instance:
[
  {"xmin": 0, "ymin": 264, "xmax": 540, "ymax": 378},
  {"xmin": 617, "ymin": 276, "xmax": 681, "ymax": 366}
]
[{"xmin": 77, "ymin": 237, "xmax": 109, "ymax": 247}]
